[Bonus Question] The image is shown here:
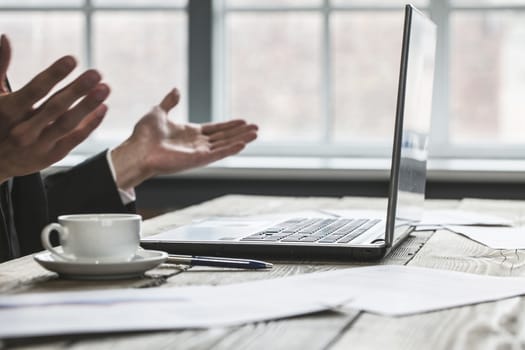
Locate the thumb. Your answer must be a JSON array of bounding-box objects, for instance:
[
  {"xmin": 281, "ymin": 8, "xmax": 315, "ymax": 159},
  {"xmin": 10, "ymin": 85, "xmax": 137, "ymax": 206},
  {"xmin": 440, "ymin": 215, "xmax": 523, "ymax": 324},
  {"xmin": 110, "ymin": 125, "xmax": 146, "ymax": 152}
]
[
  {"xmin": 159, "ymin": 88, "xmax": 180, "ymax": 113},
  {"xmin": 0, "ymin": 34, "xmax": 12, "ymax": 94}
]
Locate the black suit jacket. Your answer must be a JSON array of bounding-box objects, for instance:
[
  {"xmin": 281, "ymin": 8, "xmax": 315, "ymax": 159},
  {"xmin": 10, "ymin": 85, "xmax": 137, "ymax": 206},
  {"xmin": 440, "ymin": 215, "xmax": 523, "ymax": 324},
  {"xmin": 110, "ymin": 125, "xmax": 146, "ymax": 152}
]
[{"xmin": 0, "ymin": 151, "xmax": 135, "ymax": 261}]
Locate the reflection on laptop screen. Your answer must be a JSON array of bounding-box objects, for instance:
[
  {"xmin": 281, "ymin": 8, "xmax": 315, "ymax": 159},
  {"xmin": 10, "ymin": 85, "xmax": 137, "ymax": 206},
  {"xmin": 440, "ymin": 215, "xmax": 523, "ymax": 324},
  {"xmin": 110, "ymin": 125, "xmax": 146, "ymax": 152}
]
[{"xmin": 388, "ymin": 5, "xmax": 437, "ymax": 244}]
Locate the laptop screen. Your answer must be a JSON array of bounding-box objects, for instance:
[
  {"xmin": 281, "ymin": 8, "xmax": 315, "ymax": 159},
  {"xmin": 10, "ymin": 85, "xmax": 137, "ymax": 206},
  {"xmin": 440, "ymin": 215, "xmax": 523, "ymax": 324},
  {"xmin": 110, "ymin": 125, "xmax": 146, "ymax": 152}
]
[{"xmin": 386, "ymin": 5, "xmax": 437, "ymax": 246}]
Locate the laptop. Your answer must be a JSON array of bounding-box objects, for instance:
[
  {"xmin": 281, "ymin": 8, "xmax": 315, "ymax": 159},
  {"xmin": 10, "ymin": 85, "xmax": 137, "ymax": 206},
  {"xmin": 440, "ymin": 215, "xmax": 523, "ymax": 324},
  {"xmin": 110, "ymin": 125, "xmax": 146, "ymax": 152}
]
[{"xmin": 141, "ymin": 4, "xmax": 437, "ymax": 261}]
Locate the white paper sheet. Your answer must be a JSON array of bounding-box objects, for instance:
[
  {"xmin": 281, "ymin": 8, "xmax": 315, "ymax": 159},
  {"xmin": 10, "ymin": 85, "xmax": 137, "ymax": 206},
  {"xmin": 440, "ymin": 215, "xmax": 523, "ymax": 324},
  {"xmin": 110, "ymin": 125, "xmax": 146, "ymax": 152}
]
[
  {"xmin": 418, "ymin": 209, "xmax": 512, "ymax": 227},
  {"xmin": 2, "ymin": 266, "xmax": 525, "ymax": 338},
  {"xmin": 325, "ymin": 209, "xmax": 512, "ymax": 229},
  {"xmin": 446, "ymin": 225, "xmax": 525, "ymax": 249},
  {"xmin": 0, "ymin": 279, "xmax": 351, "ymax": 338}
]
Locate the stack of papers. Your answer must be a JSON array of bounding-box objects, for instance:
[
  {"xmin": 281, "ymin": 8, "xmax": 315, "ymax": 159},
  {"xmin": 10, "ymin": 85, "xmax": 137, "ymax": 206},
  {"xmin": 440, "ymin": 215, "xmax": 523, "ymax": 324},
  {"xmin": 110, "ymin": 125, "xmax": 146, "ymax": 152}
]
[
  {"xmin": 418, "ymin": 210, "xmax": 525, "ymax": 250},
  {"xmin": 2, "ymin": 265, "xmax": 525, "ymax": 338},
  {"xmin": 324, "ymin": 208, "xmax": 512, "ymax": 230},
  {"xmin": 416, "ymin": 209, "xmax": 512, "ymax": 230},
  {"xmin": 446, "ymin": 226, "xmax": 525, "ymax": 249}
]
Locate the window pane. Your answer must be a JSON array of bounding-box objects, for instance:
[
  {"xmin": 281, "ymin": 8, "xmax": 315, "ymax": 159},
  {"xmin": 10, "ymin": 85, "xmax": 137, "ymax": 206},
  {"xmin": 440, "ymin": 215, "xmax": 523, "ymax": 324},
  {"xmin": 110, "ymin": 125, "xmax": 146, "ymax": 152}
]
[
  {"xmin": 225, "ymin": 0, "xmax": 321, "ymax": 7},
  {"xmin": 332, "ymin": 0, "xmax": 428, "ymax": 7},
  {"xmin": 93, "ymin": 0, "xmax": 187, "ymax": 7},
  {"xmin": 451, "ymin": 0, "xmax": 525, "ymax": 6},
  {"xmin": 332, "ymin": 12, "xmax": 403, "ymax": 143},
  {"xmin": 93, "ymin": 12, "xmax": 187, "ymax": 144},
  {"xmin": 0, "ymin": 12, "xmax": 84, "ymax": 90},
  {"xmin": 0, "ymin": 0, "xmax": 82, "ymax": 6},
  {"xmin": 450, "ymin": 11, "xmax": 525, "ymax": 144},
  {"xmin": 227, "ymin": 13, "xmax": 323, "ymax": 142}
]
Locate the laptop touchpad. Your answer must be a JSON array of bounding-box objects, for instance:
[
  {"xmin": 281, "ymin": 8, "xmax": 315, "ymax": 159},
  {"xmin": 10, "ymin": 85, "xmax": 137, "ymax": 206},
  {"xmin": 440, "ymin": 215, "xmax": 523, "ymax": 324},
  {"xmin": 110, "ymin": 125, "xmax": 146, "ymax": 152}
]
[{"xmin": 146, "ymin": 219, "xmax": 274, "ymax": 242}]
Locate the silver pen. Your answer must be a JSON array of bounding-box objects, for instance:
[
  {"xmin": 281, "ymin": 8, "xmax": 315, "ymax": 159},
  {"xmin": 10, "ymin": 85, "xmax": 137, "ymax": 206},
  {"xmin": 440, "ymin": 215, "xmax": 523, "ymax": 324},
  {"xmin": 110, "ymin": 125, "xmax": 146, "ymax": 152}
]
[{"xmin": 167, "ymin": 254, "xmax": 273, "ymax": 269}]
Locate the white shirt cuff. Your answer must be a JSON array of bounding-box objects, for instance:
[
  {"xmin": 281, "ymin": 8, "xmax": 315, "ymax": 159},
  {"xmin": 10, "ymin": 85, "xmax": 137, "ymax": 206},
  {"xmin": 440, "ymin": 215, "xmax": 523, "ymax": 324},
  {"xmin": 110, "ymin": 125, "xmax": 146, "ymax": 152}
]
[{"xmin": 106, "ymin": 149, "xmax": 136, "ymax": 205}]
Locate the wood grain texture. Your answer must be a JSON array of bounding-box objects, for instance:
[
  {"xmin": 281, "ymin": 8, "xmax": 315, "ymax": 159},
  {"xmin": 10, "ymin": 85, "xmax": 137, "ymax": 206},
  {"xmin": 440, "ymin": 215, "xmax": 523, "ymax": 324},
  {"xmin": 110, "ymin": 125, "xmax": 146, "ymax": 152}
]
[
  {"xmin": 331, "ymin": 198, "xmax": 525, "ymax": 350},
  {"xmin": 11, "ymin": 195, "xmax": 511, "ymax": 350},
  {"xmin": 204, "ymin": 313, "xmax": 359, "ymax": 350},
  {"xmin": 0, "ymin": 195, "xmax": 432, "ymax": 350},
  {"xmin": 411, "ymin": 230, "xmax": 525, "ymax": 276},
  {"xmin": 330, "ymin": 297, "xmax": 525, "ymax": 350}
]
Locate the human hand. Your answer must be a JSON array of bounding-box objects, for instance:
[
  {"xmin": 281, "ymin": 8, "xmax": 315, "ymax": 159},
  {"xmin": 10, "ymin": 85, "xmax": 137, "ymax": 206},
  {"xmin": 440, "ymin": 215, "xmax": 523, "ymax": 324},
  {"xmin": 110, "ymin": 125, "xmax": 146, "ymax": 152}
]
[
  {"xmin": 111, "ymin": 88, "xmax": 258, "ymax": 190},
  {"xmin": 0, "ymin": 35, "xmax": 110, "ymax": 183}
]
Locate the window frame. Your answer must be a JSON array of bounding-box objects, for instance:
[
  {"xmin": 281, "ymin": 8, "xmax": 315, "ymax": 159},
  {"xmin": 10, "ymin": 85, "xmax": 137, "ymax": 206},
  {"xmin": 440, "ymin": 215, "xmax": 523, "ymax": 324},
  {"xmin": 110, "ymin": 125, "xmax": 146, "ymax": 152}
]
[
  {"xmin": 213, "ymin": 0, "xmax": 525, "ymax": 160},
  {"xmin": 3, "ymin": 0, "xmax": 525, "ymax": 160}
]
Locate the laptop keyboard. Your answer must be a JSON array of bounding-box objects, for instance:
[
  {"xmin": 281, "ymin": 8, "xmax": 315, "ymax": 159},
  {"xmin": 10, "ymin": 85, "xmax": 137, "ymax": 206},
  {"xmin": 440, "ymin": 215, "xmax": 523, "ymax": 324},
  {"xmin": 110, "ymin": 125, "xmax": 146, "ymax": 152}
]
[{"xmin": 240, "ymin": 218, "xmax": 381, "ymax": 244}]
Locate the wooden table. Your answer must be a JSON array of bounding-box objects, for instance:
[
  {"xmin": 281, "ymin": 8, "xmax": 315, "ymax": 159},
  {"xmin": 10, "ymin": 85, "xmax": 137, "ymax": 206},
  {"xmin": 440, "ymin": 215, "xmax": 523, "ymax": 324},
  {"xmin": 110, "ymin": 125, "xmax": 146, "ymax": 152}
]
[{"xmin": 2, "ymin": 194, "xmax": 525, "ymax": 350}]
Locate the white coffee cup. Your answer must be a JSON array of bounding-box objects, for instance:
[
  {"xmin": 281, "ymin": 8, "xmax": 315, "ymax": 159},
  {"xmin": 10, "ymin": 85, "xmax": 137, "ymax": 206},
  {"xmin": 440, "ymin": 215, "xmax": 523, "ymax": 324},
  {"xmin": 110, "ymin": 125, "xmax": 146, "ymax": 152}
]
[{"xmin": 41, "ymin": 214, "xmax": 142, "ymax": 263}]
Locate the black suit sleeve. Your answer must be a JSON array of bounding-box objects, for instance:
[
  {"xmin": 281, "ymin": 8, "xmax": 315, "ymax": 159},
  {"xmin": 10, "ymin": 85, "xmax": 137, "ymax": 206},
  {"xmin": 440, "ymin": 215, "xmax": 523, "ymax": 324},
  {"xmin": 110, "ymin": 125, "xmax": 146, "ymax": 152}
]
[
  {"xmin": 12, "ymin": 151, "xmax": 136, "ymax": 257},
  {"xmin": 11, "ymin": 151, "xmax": 135, "ymax": 258},
  {"xmin": 44, "ymin": 151, "xmax": 136, "ymax": 220}
]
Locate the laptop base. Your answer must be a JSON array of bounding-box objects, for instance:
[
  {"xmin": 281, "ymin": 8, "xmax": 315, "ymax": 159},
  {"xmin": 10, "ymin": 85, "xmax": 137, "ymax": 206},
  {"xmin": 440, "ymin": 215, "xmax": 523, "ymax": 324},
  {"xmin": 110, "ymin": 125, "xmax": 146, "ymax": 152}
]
[{"xmin": 141, "ymin": 241, "xmax": 392, "ymax": 261}]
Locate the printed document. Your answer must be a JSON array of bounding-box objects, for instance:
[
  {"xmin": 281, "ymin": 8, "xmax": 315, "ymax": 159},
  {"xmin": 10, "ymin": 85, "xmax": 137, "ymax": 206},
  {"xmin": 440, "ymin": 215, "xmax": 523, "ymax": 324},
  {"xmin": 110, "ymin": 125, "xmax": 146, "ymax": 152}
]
[
  {"xmin": 2, "ymin": 265, "xmax": 525, "ymax": 338},
  {"xmin": 446, "ymin": 225, "xmax": 525, "ymax": 249},
  {"xmin": 325, "ymin": 209, "xmax": 511, "ymax": 230}
]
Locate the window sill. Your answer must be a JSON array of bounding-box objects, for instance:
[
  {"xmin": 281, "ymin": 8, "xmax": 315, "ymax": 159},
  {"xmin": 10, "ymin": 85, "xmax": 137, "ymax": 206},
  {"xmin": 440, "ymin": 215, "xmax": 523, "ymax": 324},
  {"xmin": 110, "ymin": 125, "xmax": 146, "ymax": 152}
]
[{"xmin": 48, "ymin": 155, "xmax": 525, "ymax": 183}]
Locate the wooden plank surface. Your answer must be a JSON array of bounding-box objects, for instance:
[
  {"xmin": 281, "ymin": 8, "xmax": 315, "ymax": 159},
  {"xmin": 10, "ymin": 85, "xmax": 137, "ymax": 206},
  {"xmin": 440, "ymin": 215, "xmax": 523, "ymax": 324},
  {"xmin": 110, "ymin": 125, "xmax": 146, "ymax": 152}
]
[
  {"xmin": 4, "ymin": 195, "xmax": 522, "ymax": 350},
  {"xmin": 1, "ymin": 194, "xmax": 434, "ymax": 350},
  {"xmin": 330, "ymin": 199, "xmax": 525, "ymax": 350}
]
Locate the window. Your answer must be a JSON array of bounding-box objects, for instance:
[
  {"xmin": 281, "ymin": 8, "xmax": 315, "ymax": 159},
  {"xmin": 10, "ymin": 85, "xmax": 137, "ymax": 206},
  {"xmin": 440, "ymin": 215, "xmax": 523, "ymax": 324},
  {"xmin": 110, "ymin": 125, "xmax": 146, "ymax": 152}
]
[
  {"xmin": 218, "ymin": 0, "xmax": 423, "ymax": 157},
  {"xmin": 448, "ymin": 0, "xmax": 525, "ymax": 156},
  {"xmin": 1, "ymin": 0, "xmax": 187, "ymax": 153},
  {"xmin": 2, "ymin": 0, "xmax": 525, "ymax": 160},
  {"xmin": 216, "ymin": 0, "xmax": 525, "ymax": 158}
]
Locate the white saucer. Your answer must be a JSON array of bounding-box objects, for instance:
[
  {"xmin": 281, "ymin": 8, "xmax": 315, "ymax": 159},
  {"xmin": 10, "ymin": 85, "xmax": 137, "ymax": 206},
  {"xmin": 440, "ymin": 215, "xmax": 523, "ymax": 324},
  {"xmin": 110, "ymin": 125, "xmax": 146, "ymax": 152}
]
[{"xmin": 34, "ymin": 249, "xmax": 168, "ymax": 280}]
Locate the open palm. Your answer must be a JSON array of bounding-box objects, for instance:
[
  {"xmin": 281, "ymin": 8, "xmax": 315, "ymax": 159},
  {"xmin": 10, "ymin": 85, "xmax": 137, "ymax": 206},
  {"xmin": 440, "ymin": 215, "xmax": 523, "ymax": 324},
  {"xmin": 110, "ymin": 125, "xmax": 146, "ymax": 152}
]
[{"xmin": 111, "ymin": 89, "xmax": 258, "ymax": 189}]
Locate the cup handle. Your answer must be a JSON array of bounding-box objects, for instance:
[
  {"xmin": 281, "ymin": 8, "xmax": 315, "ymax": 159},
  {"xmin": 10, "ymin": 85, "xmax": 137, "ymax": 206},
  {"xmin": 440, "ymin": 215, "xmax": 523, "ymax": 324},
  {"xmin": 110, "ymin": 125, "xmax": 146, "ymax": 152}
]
[{"xmin": 41, "ymin": 223, "xmax": 73, "ymax": 261}]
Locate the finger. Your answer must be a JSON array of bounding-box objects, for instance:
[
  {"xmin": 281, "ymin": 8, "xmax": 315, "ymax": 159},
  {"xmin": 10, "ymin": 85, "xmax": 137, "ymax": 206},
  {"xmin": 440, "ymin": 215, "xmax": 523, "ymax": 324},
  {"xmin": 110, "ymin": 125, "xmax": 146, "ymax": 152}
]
[
  {"xmin": 202, "ymin": 119, "xmax": 247, "ymax": 135},
  {"xmin": 12, "ymin": 55, "xmax": 76, "ymax": 108},
  {"xmin": 48, "ymin": 105, "xmax": 106, "ymax": 163},
  {"xmin": 200, "ymin": 142, "xmax": 246, "ymax": 165},
  {"xmin": 74, "ymin": 103, "xmax": 108, "ymax": 131},
  {"xmin": 41, "ymin": 85, "xmax": 109, "ymax": 143},
  {"xmin": 40, "ymin": 69, "xmax": 102, "ymax": 111},
  {"xmin": 32, "ymin": 70, "xmax": 103, "ymax": 130},
  {"xmin": 0, "ymin": 34, "xmax": 12, "ymax": 93},
  {"xmin": 159, "ymin": 88, "xmax": 180, "ymax": 113},
  {"xmin": 210, "ymin": 130, "xmax": 258, "ymax": 151},
  {"xmin": 208, "ymin": 123, "xmax": 258, "ymax": 142}
]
